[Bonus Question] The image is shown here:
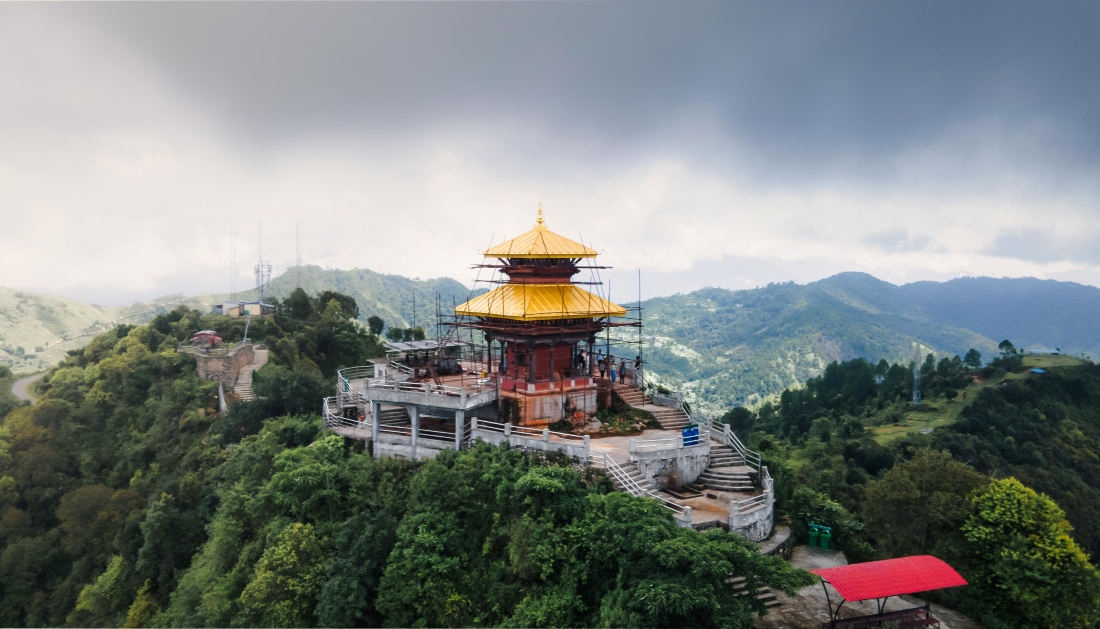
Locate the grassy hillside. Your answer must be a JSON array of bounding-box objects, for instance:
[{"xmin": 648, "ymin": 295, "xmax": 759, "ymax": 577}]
[
  {"xmin": 0, "ymin": 287, "xmax": 185, "ymax": 374},
  {"xmin": 637, "ymin": 273, "xmax": 999, "ymax": 415},
  {"xmin": 900, "ymin": 276, "xmax": 1100, "ymax": 358},
  {"xmin": 185, "ymin": 265, "xmax": 480, "ymax": 332}
]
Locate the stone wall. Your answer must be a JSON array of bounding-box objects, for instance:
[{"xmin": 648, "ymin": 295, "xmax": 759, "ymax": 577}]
[
  {"xmin": 630, "ymin": 441, "xmax": 710, "ymax": 489},
  {"xmin": 728, "ymin": 479, "xmax": 775, "ymax": 542},
  {"xmin": 192, "ymin": 344, "xmax": 254, "ymax": 388}
]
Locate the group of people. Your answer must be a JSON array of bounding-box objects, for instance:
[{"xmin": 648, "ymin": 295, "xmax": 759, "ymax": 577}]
[{"xmin": 576, "ymin": 349, "xmax": 641, "ymax": 385}]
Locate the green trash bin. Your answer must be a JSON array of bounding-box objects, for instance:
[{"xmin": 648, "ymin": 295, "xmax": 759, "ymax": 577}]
[
  {"xmin": 819, "ymin": 528, "xmax": 832, "ymax": 551},
  {"xmin": 808, "ymin": 526, "xmax": 820, "ymax": 549}
]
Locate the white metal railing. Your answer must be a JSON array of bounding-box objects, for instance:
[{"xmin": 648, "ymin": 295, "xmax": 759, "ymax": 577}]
[
  {"xmin": 634, "ymin": 437, "xmax": 680, "ymax": 451},
  {"xmin": 588, "ymin": 452, "xmax": 685, "ymax": 515},
  {"xmin": 322, "ymin": 397, "xmax": 370, "ymax": 433},
  {"xmin": 472, "ymin": 419, "xmax": 507, "ymax": 434},
  {"xmin": 731, "ymin": 466, "xmax": 772, "ymax": 513},
  {"xmin": 388, "ymin": 360, "xmax": 414, "ymax": 376},
  {"xmin": 509, "ymin": 423, "xmax": 587, "ymax": 444},
  {"xmin": 354, "ymin": 378, "xmax": 496, "ymax": 399}
]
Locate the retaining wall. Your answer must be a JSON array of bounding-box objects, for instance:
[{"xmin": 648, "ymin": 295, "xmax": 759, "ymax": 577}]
[
  {"xmin": 630, "ymin": 441, "xmax": 709, "ymax": 489},
  {"xmin": 193, "ymin": 344, "xmax": 254, "ymax": 388}
]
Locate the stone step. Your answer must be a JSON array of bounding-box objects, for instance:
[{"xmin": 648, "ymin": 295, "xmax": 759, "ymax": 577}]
[{"xmin": 702, "ymin": 470, "xmax": 753, "ymax": 481}]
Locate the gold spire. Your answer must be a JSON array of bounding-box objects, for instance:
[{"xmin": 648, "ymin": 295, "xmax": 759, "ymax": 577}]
[{"xmin": 483, "ymin": 205, "xmax": 598, "ymax": 259}]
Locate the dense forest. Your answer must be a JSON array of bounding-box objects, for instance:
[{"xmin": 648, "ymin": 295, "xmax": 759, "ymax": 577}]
[
  {"xmin": 0, "ymin": 290, "xmax": 812, "ymax": 627},
  {"xmin": 727, "ymin": 349, "xmax": 1100, "ymax": 628}
]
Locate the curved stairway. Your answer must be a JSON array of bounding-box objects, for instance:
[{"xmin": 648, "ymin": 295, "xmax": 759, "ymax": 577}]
[{"xmin": 692, "ymin": 445, "xmax": 755, "ymax": 492}]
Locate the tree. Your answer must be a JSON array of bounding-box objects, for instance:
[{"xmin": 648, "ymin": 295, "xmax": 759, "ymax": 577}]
[
  {"xmin": 962, "ymin": 478, "xmax": 1100, "ymax": 629},
  {"xmin": 998, "ymin": 339, "xmax": 1016, "ymax": 359},
  {"xmin": 963, "ymin": 348, "xmax": 982, "ymax": 370},
  {"xmin": 315, "ymin": 290, "xmax": 358, "ymax": 319},
  {"xmin": 284, "ymin": 287, "xmax": 314, "ymax": 321},
  {"xmin": 367, "ymin": 316, "xmax": 384, "ymax": 336},
  {"xmin": 863, "ymin": 450, "xmax": 988, "ymax": 560},
  {"xmin": 239, "ymin": 523, "xmax": 326, "ymax": 627}
]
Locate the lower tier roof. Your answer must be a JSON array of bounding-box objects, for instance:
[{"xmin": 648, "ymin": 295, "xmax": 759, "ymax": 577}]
[{"xmin": 455, "ymin": 283, "xmax": 626, "ymax": 321}]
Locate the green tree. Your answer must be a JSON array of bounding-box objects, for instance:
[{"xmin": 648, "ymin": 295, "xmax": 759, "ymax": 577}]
[
  {"xmin": 284, "ymin": 287, "xmax": 314, "ymax": 321},
  {"xmin": 998, "ymin": 339, "xmax": 1016, "ymax": 359},
  {"xmin": 863, "ymin": 450, "xmax": 988, "ymax": 560},
  {"xmin": 239, "ymin": 522, "xmax": 326, "ymax": 627},
  {"xmin": 367, "ymin": 315, "xmax": 384, "ymax": 336},
  {"xmin": 963, "ymin": 348, "xmax": 982, "ymax": 369},
  {"xmin": 962, "ymin": 478, "xmax": 1100, "ymax": 629}
]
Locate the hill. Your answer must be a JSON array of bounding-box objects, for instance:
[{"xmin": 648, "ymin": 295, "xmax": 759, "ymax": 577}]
[
  {"xmin": 184, "ymin": 264, "xmax": 480, "ymax": 332},
  {"xmin": 638, "ymin": 273, "xmax": 1002, "ymax": 415},
  {"xmin": 0, "ymin": 266, "xmax": 478, "ymax": 373},
  {"xmin": 0, "ymin": 287, "xmax": 184, "ymax": 374},
  {"xmin": 899, "ymin": 276, "xmax": 1100, "ymax": 358}
]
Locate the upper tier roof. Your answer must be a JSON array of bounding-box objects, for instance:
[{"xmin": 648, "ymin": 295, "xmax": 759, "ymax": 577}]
[{"xmin": 484, "ymin": 208, "xmax": 598, "ymax": 259}]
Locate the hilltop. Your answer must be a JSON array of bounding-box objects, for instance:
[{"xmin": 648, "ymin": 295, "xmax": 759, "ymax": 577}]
[
  {"xmin": 640, "ymin": 272, "xmax": 1099, "ymax": 415},
  {"xmin": 184, "ymin": 265, "xmax": 479, "ymax": 331},
  {"xmin": 0, "ymin": 266, "xmax": 478, "ymax": 373},
  {"xmin": 0, "ymin": 286, "xmax": 183, "ymax": 373}
]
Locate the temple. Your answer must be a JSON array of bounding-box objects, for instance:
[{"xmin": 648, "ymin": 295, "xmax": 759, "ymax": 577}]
[
  {"xmin": 453, "ymin": 207, "xmax": 628, "ymax": 426},
  {"xmin": 321, "ymin": 206, "xmax": 778, "ymax": 541}
]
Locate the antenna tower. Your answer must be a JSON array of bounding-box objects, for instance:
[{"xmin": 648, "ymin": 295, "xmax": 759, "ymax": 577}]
[
  {"xmin": 230, "ymin": 219, "xmax": 237, "ymax": 300},
  {"xmin": 912, "ymin": 342, "xmax": 923, "ymax": 405},
  {"xmin": 254, "ymin": 224, "xmax": 272, "ymax": 302}
]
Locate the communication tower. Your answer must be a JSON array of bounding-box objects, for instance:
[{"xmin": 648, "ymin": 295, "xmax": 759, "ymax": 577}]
[{"xmin": 255, "ymin": 224, "xmax": 272, "ymax": 302}]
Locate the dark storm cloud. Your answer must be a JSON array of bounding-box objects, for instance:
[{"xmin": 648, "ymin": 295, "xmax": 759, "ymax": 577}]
[{"xmin": 72, "ymin": 0, "xmax": 1099, "ymax": 186}]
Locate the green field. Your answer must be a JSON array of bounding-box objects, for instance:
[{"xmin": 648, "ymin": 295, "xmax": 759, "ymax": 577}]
[{"xmin": 869, "ymin": 354, "xmax": 1093, "ymax": 445}]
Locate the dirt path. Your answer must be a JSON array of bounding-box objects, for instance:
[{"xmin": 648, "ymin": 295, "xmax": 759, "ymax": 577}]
[{"xmin": 11, "ymin": 373, "xmax": 44, "ymax": 404}]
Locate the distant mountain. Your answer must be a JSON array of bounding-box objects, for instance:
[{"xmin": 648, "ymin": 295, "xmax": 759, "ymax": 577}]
[
  {"xmin": 899, "ymin": 277, "xmax": 1100, "ymax": 358},
  {"xmin": 0, "ymin": 265, "xmax": 479, "ymax": 373},
  {"xmin": 637, "ymin": 272, "xmax": 1007, "ymax": 415},
  {"xmin": 0, "ymin": 287, "xmax": 182, "ymax": 373},
  {"xmin": 187, "ymin": 265, "xmax": 480, "ymax": 332}
]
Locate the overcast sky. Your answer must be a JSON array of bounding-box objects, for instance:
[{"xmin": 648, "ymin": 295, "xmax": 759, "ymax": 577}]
[{"xmin": 1, "ymin": 1, "xmax": 1097, "ymax": 305}]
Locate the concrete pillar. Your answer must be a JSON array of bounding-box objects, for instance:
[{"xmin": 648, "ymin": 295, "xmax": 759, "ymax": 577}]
[
  {"xmin": 629, "ymin": 439, "xmax": 637, "ymax": 455},
  {"xmin": 455, "ymin": 410, "xmax": 465, "ymax": 449},
  {"xmin": 504, "ymin": 422, "xmax": 512, "ymax": 436},
  {"xmin": 680, "ymin": 506, "xmax": 693, "ymax": 528},
  {"xmin": 542, "ymin": 428, "xmax": 550, "ymax": 442},
  {"xmin": 410, "ymin": 406, "xmax": 420, "ymax": 449},
  {"xmin": 371, "ymin": 400, "xmax": 381, "ymax": 457},
  {"xmin": 583, "ymin": 434, "xmax": 591, "ymax": 459}
]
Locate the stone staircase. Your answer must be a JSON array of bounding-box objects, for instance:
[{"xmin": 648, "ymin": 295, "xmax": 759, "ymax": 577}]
[
  {"xmin": 231, "ymin": 348, "xmax": 268, "ymax": 402},
  {"xmin": 692, "ymin": 445, "xmax": 755, "ymax": 492},
  {"xmin": 608, "ymin": 459, "xmax": 658, "ymax": 495},
  {"xmin": 613, "ymin": 384, "xmax": 693, "ymax": 430},
  {"xmin": 377, "ymin": 407, "xmax": 410, "ymax": 425},
  {"xmin": 728, "ymin": 576, "xmax": 781, "ymax": 609}
]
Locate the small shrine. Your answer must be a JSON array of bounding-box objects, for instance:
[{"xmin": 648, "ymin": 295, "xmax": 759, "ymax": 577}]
[{"xmin": 454, "ymin": 207, "xmax": 627, "ymax": 426}]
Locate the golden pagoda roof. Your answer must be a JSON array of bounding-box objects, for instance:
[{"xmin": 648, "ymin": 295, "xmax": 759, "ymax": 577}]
[
  {"xmin": 455, "ymin": 283, "xmax": 626, "ymax": 321},
  {"xmin": 483, "ymin": 207, "xmax": 598, "ymax": 259}
]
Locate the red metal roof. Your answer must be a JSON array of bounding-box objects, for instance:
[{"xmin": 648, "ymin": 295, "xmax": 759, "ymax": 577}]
[{"xmin": 810, "ymin": 556, "xmax": 967, "ymax": 602}]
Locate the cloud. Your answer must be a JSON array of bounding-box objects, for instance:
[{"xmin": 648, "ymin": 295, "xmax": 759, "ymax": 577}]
[{"xmin": 0, "ymin": 2, "xmax": 1098, "ymax": 304}]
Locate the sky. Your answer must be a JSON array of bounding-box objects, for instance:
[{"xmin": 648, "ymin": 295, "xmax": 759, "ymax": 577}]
[{"xmin": 0, "ymin": 1, "xmax": 1097, "ymax": 305}]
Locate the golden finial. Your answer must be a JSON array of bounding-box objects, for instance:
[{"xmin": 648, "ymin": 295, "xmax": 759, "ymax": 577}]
[{"xmin": 536, "ymin": 203, "xmax": 544, "ymax": 226}]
